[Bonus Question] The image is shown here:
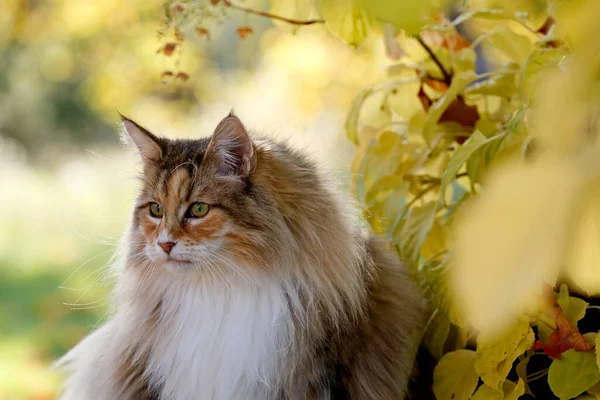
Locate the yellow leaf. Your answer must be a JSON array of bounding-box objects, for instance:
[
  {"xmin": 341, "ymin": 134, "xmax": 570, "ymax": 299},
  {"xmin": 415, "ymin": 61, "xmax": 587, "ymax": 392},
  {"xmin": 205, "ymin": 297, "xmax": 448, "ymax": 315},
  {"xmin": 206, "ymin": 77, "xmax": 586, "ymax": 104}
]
[
  {"xmin": 359, "ymin": 0, "xmax": 436, "ymax": 35},
  {"xmin": 321, "ymin": 0, "xmax": 371, "ymax": 46},
  {"xmin": 452, "ymin": 157, "xmax": 589, "ymax": 331},
  {"xmin": 485, "ymin": 26, "xmax": 535, "ymax": 66},
  {"xmin": 433, "ymin": 349, "xmax": 479, "ymax": 400},
  {"xmin": 422, "ymin": 254, "xmax": 466, "ymax": 328},
  {"xmin": 386, "ymin": 79, "xmax": 422, "ymax": 121},
  {"xmin": 564, "ymin": 180, "xmax": 600, "ymax": 295},
  {"xmin": 451, "ymin": 48, "xmax": 476, "ymax": 74},
  {"xmin": 556, "ymin": 284, "xmax": 588, "ymax": 326},
  {"xmin": 420, "ymin": 219, "xmax": 449, "ymax": 262},
  {"xmin": 345, "ymin": 88, "xmax": 373, "ymax": 145},
  {"xmin": 465, "ymin": 63, "xmax": 518, "ymax": 100},
  {"xmin": 398, "ymin": 201, "xmax": 437, "ymax": 264},
  {"xmin": 475, "ymin": 317, "xmax": 534, "ymax": 391},
  {"xmin": 595, "ymin": 333, "xmax": 600, "ymax": 373},
  {"xmin": 423, "ymin": 310, "xmax": 451, "ymax": 360},
  {"xmin": 521, "ymin": 47, "xmax": 565, "ymax": 102},
  {"xmin": 471, "ymin": 379, "xmax": 525, "ymax": 400},
  {"xmin": 422, "ymin": 71, "xmax": 476, "ymax": 145}
]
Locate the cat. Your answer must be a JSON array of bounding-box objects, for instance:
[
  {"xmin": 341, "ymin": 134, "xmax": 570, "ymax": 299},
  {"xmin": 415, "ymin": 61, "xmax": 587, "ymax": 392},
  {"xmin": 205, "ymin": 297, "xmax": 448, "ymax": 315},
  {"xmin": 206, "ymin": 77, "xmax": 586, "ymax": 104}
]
[{"xmin": 56, "ymin": 112, "xmax": 430, "ymax": 400}]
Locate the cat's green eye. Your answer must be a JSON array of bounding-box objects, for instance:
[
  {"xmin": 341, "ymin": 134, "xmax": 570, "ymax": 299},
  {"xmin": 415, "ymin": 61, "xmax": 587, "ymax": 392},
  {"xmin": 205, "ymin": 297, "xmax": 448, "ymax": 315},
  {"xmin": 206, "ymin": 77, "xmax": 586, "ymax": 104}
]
[
  {"xmin": 187, "ymin": 202, "xmax": 210, "ymax": 218},
  {"xmin": 149, "ymin": 202, "xmax": 163, "ymax": 218}
]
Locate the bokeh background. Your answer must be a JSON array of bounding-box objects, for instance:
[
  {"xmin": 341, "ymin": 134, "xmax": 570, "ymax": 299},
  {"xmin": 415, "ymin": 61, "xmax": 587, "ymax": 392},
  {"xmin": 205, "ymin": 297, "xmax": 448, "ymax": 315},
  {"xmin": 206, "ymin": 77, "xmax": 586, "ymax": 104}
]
[{"xmin": 0, "ymin": 0, "xmax": 391, "ymax": 397}]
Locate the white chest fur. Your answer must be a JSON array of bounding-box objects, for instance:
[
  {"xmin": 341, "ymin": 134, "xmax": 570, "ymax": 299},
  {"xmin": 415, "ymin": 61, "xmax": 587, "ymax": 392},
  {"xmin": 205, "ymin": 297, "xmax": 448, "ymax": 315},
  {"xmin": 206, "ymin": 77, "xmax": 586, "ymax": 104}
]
[{"xmin": 145, "ymin": 277, "xmax": 294, "ymax": 400}]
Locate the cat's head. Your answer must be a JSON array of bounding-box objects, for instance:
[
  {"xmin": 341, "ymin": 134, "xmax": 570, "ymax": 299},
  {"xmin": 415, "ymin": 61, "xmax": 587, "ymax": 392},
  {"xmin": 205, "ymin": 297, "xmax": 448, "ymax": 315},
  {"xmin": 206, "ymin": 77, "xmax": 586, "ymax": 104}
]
[{"xmin": 121, "ymin": 112, "xmax": 281, "ymax": 274}]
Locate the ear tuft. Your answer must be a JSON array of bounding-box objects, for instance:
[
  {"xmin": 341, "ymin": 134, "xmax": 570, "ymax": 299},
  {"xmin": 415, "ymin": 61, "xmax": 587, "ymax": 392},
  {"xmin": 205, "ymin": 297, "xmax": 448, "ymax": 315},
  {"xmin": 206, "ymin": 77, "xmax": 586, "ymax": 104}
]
[
  {"xmin": 206, "ymin": 114, "xmax": 256, "ymax": 178},
  {"xmin": 119, "ymin": 114, "xmax": 163, "ymax": 163}
]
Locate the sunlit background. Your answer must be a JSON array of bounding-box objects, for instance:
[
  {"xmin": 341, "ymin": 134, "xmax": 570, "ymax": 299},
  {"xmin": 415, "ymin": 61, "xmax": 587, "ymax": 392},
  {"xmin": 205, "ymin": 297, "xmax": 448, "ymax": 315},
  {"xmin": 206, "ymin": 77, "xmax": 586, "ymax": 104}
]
[
  {"xmin": 0, "ymin": 1, "xmax": 391, "ymax": 398},
  {"xmin": 4, "ymin": 0, "xmax": 599, "ymax": 398}
]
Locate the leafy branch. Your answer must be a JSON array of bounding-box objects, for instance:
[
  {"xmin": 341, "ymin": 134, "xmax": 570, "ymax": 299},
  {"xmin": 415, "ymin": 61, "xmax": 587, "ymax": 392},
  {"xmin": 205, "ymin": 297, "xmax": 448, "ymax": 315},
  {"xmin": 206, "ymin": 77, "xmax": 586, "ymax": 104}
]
[
  {"xmin": 222, "ymin": 0, "xmax": 325, "ymax": 26},
  {"xmin": 416, "ymin": 35, "xmax": 452, "ymax": 85}
]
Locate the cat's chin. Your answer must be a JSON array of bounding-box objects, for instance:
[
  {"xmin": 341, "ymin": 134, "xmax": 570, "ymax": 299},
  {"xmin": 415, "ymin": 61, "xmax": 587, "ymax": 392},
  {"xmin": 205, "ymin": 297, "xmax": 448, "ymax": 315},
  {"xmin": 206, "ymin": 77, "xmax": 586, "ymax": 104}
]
[{"xmin": 163, "ymin": 258, "xmax": 194, "ymax": 271}]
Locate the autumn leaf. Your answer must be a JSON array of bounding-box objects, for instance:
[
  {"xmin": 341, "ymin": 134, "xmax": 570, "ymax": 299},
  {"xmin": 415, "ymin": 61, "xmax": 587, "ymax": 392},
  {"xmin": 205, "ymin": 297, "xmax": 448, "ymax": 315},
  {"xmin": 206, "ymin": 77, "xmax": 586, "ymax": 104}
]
[
  {"xmin": 532, "ymin": 284, "xmax": 593, "ymax": 359},
  {"xmin": 421, "ymin": 29, "xmax": 471, "ymax": 51},
  {"xmin": 170, "ymin": 4, "xmax": 184, "ymax": 16},
  {"xmin": 160, "ymin": 42, "xmax": 178, "ymax": 56},
  {"xmin": 439, "ymin": 96, "xmax": 479, "ymax": 128},
  {"xmin": 419, "ymin": 80, "xmax": 479, "ymax": 139},
  {"xmin": 160, "ymin": 71, "xmax": 174, "ymax": 80},
  {"xmin": 175, "ymin": 72, "xmax": 189, "ymax": 81},
  {"xmin": 424, "ymin": 79, "xmax": 448, "ymax": 93},
  {"xmin": 195, "ymin": 27, "xmax": 211, "ymax": 39},
  {"xmin": 237, "ymin": 26, "xmax": 253, "ymax": 39}
]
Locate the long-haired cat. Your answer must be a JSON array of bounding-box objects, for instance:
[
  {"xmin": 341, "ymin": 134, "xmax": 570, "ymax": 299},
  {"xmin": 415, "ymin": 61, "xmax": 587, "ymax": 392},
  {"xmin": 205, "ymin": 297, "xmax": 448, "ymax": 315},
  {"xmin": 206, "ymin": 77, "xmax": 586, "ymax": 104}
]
[{"xmin": 57, "ymin": 112, "xmax": 429, "ymax": 400}]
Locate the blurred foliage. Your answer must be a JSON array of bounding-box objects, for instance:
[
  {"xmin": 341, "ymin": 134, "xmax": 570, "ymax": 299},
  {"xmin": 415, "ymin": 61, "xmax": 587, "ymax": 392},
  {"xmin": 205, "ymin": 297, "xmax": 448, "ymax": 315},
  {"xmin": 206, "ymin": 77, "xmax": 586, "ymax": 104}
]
[
  {"xmin": 5, "ymin": 0, "xmax": 600, "ymax": 398},
  {"xmin": 169, "ymin": 0, "xmax": 600, "ymax": 398},
  {"xmin": 1, "ymin": 0, "xmax": 387, "ymax": 398}
]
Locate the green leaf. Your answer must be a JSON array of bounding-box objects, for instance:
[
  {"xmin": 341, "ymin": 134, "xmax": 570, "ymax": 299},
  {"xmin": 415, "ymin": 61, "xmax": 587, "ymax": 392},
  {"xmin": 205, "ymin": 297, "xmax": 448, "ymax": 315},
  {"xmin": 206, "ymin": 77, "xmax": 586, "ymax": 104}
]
[
  {"xmin": 475, "ymin": 317, "xmax": 535, "ymax": 391},
  {"xmin": 516, "ymin": 353, "xmax": 534, "ymax": 396},
  {"xmin": 548, "ymin": 349, "xmax": 600, "ymax": 399},
  {"xmin": 423, "ymin": 310, "xmax": 451, "ymax": 360},
  {"xmin": 359, "ymin": 0, "xmax": 435, "ymax": 35},
  {"xmin": 422, "ymin": 254, "xmax": 465, "ymax": 327},
  {"xmin": 556, "ymin": 284, "xmax": 588, "ymax": 326},
  {"xmin": 345, "ymin": 88, "xmax": 373, "ymax": 145},
  {"xmin": 485, "ymin": 26, "xmax": 534, "ymax": 66},
  {"xmin": 471, "ymin": 378, "xmax": 525, "ymax": 400},
  {"xmin": 433, "ymin": 349, "xmax": 479, "ymax": 400},
  {"xmin": 440, "ymin": 131, "xmax": 506, "ymax": 202},
  {"xmin": 398, "ymin": 201, "xmax": 437, "ymax": 264},
  {"xmin": 595, "ymin": 333, "xmax": 600, "ymax": 372},
  {"xmin": 422, "ymin": 71, "xmax": 476, "ymax": 145},
  {"xmin": 452, "ymin": 9, "xmax": 519, "ymax": 26},
  {"xmin": 451, "ymin": 48, "xmax": 477, "ymax": 74},
  {"xmin": 364, "ymin": 175, "xmax": 405, "ymax": 205},
  {"xmin": 465, "ymin": 63, "xmax": 519, "ymax": 100},
  {"xmin": 521, "ymin": 47, "xmax": 565, "ymax": 101},
  {"xmin": 321, "ymin": 0, "xmax": 371, "ymax": 46},
  {"xmin": 386, "ymin": 79, "xmax": 422, "ymax": 121}
]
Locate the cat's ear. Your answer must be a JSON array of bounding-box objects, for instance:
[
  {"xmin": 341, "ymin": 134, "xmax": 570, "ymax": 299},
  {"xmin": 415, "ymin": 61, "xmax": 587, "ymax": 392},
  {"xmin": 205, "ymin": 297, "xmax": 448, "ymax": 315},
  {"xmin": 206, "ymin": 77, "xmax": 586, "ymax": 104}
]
[
  {"xmin": 206, "ymin": 112, "xmax": 256, "ymax": 178},
  {"xmin": 119, "ymin": 114, "xmax": 163, "ymax": 162}
]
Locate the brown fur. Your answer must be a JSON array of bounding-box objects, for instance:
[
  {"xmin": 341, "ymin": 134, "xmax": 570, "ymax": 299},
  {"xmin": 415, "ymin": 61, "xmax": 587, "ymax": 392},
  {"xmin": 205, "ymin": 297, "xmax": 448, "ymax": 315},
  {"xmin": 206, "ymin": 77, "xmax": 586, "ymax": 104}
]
[{"xmin": 58, "ymin": 113, "xmax": 430, "ymax": 400}]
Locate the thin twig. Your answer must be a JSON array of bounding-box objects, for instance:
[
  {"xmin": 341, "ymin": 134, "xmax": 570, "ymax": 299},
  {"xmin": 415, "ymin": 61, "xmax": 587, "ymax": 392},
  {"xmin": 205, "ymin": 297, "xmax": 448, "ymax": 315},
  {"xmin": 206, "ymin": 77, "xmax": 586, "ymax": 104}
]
[
  {"xmin": 222, "ymin": 0, "xmax": 325, "ymax": 25},
  {"xmin": 416, "ymin": 35, "xmax": 452, "ymax": 85}
]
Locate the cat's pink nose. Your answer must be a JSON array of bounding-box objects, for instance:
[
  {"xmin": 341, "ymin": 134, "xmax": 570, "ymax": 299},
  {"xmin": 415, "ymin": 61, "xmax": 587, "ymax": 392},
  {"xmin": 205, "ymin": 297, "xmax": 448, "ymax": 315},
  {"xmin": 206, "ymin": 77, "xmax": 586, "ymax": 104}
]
[{"xmin": 158, "ymin": 241, "xmax": 176, "ymax": 254}]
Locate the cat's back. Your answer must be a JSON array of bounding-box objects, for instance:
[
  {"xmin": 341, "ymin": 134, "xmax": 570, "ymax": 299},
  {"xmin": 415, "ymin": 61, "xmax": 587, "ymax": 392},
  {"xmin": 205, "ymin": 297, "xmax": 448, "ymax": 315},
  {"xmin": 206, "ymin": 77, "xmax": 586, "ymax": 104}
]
[{"xmin": 329, "ymin": 234, "xmax": 429, "ymax": 400}]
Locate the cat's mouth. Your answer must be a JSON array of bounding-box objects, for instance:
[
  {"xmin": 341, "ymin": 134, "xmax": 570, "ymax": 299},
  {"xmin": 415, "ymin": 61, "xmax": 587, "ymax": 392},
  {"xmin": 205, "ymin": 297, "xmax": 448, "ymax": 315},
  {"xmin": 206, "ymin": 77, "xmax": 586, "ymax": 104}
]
[
  {"xmin": 163, "ymin": 257, "xmax": 194, "ymax": 271},
  {"xmin": 166, "ymin": 256, "xmax": 192, "ymax": 264}
]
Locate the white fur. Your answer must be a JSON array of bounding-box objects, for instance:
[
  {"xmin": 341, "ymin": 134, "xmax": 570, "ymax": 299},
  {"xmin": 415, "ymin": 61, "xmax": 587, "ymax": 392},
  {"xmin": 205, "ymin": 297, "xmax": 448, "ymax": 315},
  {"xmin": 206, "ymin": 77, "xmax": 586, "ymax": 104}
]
[{"xmin": 58, "ymin": 267, "xmax": 295, "ymax": 400}]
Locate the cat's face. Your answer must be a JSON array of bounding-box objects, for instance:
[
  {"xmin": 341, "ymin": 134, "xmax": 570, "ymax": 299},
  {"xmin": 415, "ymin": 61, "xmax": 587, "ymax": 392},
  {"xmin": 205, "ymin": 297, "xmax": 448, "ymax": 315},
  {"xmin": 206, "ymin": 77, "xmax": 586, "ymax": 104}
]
[{"xmin": 122, "ymin": 113, "xmax": 271, "ymax": 272}]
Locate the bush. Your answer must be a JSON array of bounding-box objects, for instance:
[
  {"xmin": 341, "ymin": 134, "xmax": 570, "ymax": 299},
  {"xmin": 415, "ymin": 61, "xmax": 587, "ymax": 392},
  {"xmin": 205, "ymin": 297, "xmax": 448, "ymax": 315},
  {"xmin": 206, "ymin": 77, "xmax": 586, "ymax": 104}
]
[{"xmin": 164, "ymin": 0, "xmax": 600, "ymax": 398}]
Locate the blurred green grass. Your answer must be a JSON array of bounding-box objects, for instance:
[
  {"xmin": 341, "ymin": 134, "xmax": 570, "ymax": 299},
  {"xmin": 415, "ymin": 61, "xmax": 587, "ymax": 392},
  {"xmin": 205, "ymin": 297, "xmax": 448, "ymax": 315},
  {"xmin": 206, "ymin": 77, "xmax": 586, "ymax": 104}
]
[{"xmin": 0, "ymin": 152, "xmax": 135, "ymax": 399}]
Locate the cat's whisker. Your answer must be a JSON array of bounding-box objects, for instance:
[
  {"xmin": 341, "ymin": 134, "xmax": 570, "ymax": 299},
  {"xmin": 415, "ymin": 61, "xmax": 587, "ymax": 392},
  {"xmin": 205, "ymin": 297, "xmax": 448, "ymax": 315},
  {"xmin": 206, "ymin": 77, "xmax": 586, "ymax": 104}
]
[
  {"xmin": 60, "ymin": 248, "xmax": 115, "ymax": 288},
  {"xmin": 73, "ymin": 268, "xmax": 112, "ymax": 304},
  {"xmin": 70, "ymin": 298, "xmax": 113, "ymax": 311},
  {"xmin": 208, "ymin": 250, "xmax": 257, "ymax": 286},
  {"xmin": 63, "ymin": 294, "xmax": 111, "ymax": 307}
]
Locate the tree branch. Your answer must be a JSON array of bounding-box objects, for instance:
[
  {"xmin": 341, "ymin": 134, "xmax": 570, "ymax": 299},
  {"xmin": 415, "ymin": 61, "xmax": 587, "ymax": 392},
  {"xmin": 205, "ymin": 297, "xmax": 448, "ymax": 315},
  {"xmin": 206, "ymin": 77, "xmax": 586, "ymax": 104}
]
[
  {"xmin": 416, "ymin": 35, "xmax": 452, "ymax": 85},
  {"xmin": 222, "ymin": 0, "xmax": 325, "ymax": 26}
]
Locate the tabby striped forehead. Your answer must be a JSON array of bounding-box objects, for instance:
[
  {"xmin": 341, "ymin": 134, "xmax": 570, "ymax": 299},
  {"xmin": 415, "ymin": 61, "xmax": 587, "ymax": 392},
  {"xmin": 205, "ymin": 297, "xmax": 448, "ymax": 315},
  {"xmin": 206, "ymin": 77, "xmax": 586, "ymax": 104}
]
[{"xmin": 138, "ymin": 138, "xmax": 216, "ymax": 205}]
